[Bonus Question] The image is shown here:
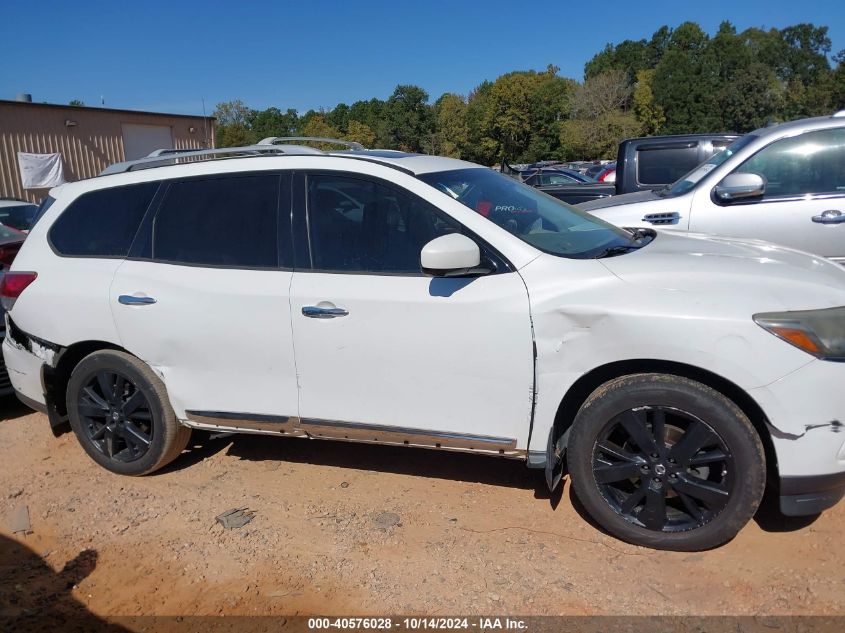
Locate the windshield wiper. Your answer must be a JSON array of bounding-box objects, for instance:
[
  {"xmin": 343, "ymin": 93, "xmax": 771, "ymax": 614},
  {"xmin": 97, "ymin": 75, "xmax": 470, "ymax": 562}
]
[{"xmin": 593, "ymin": 244, "xmax": 642, "ymax": 258}]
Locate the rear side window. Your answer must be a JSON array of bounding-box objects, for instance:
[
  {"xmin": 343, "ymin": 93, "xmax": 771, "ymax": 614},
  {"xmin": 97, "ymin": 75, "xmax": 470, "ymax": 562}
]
[
  {"xmin": 50, "ymin": 182, "xmax": 158, "ymax": 257},
  {"xmin": 153, "ymin": 175, "xmax": 278, "ymax": 268},
  {"xmin": 637, "ymin": 145, "xmax": 701, "ymax": 185}
]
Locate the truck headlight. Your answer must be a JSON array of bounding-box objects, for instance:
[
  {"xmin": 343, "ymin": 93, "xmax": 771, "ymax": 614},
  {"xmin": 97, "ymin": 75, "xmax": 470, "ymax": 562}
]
[{"xmin": 753, "ymin": 306, "xmax": 845, "ymax": 360}]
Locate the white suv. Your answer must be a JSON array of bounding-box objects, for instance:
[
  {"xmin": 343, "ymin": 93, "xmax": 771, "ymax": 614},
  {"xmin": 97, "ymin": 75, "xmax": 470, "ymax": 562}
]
[
  {"xmin": 579, "ymin": 112, "xmax": 845, "ymax": 263},
  {"xmin": 3, "ymin": 138, "xmax": 845, "ymax": 551}
]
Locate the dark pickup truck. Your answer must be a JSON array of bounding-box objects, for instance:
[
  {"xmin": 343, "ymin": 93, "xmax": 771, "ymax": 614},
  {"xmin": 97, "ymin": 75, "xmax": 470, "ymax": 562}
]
[{"xmin": 507, "ymin": 133, "xmax": 739, "ymax": 205}]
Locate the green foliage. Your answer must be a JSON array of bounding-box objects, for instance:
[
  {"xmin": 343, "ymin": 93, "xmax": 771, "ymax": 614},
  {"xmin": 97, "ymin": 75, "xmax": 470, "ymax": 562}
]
[
  {"xmin": 345, "ymin": 120, "xmax": 377, "ymax": 147},
  {"xmin": 68, "ymin": 99, "xmax": 84, "ymax": 107},
  {"xmin": 586, "ymin": 21, "xmax": 840, "ymax": 135},
  {"xmin": 432, "ymin": 93, "xmax": 469, "ymax": 158},
  {"xmin": 385, "ymin": 85, "xmax": 432, "ymax": 152},
  {"xmin": 209, "ymin": 20, "xmax": 839, "ymax": 162},
  {"xmin": 561, "ymin": 69, "xmax": 642, "ymax": 159}
]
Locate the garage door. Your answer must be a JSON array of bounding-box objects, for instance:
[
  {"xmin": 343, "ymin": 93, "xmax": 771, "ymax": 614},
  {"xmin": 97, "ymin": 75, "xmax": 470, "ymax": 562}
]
[{"xmin": 122, "ymin": 124, "xmax": 173, "ymax": 160}]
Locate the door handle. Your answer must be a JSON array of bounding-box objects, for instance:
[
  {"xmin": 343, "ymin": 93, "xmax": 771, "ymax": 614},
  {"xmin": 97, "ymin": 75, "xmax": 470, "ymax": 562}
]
[
  {"xmin": 812, "ymin": 210, "xmax": 845, "ymax": 224},
  {"xmin": 302, "ymin": 305, "xmax": 348, "ymax": 319},
  {"xmin": 118, "ymin": 295, "xmax": 157, "ymax": 305}
]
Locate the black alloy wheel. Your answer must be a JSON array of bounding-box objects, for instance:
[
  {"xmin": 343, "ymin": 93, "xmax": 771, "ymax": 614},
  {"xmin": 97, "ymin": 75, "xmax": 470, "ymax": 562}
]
[
  {"xmin": 567, "ymin": 373, "xmax": 766, "ymax": 550},
  {"xmin": 77, "ymin": 370, "xmax": 154, "ymax": 462},
  {"xmin": 592, "ymin": 406, "xmax": 732, "ymax": 532},
  {"xmin": 67, "ymin": 349, "xmax": 191, "ymax": 476}
]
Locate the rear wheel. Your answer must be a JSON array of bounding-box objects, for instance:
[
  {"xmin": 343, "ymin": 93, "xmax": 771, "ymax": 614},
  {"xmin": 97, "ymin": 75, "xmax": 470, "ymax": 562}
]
[
  {"xmin": 567, "ymin": 373, "xmax": 765, "ymax": 550},
  {"xmin": 67, "ymin": 350, "xmax": 190, "ymax": 475}
]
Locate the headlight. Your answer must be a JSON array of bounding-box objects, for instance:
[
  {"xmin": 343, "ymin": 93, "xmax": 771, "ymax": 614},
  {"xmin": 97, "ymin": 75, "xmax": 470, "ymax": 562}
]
[{"xmin": 753, "ymin": 306, "xmax": 845, "ymax": 360}]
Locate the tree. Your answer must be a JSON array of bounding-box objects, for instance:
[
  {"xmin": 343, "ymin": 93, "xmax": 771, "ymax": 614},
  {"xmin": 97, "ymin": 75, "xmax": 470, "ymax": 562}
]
[
  {"xmin": 560, "ymin": 70, "xmax": 641, "ymax": 159},
  {"xmin": 632, "ymin": 69, "xmax": 665, "ymax": 134},
  {"xmin": 68, "ymin": 99, "xmax": 84, "ymax": 107},
  {"xmin": 345, "ymin": 120, "xmax": 377, "ymax": 147},
  {"xmin": 213, "ymin": 100, "xmax": 255, "ymax": 147},
  {"xmin": 299, "ymin": 115, "xmax": 342, "ymax": 149},
  {"xmin": 432, "ymin": 93, "xmax": 468, "ymax": 158},
  {"xmin": 247, "ymin": 107, "xmax": 298, "ymax": 141},
  {"xmin": 385, "ymin": 85, "xmax": 433, "ymax": 152}
]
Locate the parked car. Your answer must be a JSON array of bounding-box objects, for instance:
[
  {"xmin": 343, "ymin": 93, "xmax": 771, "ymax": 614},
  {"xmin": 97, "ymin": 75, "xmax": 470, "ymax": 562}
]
[
  {"xmin": 0, "ymin": 198, "xmax": 40, "ymax": 232},
  {"xmin": 579, "ymin": 113, "xmax": 845, "ymax": 263},
  {"xmin": 0, "ymin": 224, "xmax": 27, "ymax": 397},
  {"xmin": 596, "ymin": 163, "xmax": 616, "ymax": 183},
  {"xmin": 506, "ymin": 134, "xmax": 737, "ymax": 207},
  {"xmin": 3, "ymin": 137, "xmax": 845, "ymax": 551},
  {"xmin": 521, "ymin": 167, "xmax": 597, "ymax": 185},
  {"xmin": 502, "ymin": 161, "xmax": 617, "ymax": 205}
]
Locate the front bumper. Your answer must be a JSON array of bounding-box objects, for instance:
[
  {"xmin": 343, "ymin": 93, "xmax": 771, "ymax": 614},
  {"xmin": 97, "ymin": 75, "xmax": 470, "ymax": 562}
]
[
  {"xmin": 750, "ymin": 359, "xmax": 845, "ymax": 516},
  {"xmin": 780, "ymin": 471, "xmax": 845, "ymax": 516}
]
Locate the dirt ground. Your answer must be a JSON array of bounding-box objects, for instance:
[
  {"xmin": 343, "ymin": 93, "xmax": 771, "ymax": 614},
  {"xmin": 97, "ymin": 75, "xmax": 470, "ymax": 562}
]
[{"xmin": 1, "ymin": 397, "xmax": 844, "ymax": 623}]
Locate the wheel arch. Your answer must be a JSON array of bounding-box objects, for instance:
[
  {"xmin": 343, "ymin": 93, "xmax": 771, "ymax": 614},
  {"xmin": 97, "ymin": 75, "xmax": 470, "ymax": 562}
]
[
  {"xmin": 552, "ymin": 359, "xmax": 778, "ymax": 482},
  {"xmin": 42, "ymin": 339, "xmax": 131, "ymax": 435}
]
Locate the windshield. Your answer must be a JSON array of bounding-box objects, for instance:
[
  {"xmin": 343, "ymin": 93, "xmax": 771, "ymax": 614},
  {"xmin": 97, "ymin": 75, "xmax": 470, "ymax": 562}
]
[
  {"xmin": 665, "ymin": 135, "xmax": 758, "ymax": 196},
  {"xmin": 419, "ymin": 168, "xmax": 636, "ymax": 259}
]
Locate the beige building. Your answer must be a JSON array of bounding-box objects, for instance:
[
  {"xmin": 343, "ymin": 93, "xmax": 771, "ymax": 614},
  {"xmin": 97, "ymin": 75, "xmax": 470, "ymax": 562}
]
[{"xmin": 0, "ymin": 98, "xmax": 215, "ymax": 202}]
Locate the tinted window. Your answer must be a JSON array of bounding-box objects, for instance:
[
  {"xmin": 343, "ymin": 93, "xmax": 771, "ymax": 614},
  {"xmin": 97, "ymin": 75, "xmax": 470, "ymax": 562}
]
[
  {"xmin": 638, "ymin": 145, "xmax": 701, "ymax": 185},
  {"xmin": 153, "ymin": 175, "xmax": 278, "ymax": 267},
  {"xmin": 50, "ymin": 182, "xmax": 158, "ymax": 257},
  {"xmin": 734, "ymin": 128, "xmax": 845, "ymax": 198},
  {"xmin": 307, "ymin": 174, "xmax": 460, "ymax": 273}
]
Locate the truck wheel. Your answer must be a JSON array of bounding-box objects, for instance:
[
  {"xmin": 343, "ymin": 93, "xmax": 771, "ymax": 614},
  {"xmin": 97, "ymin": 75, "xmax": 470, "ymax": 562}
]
[
  {"xmin": 567, "ymin": 373, "xmax": 765, "ymax": 551},
  {"xmin": 66, "ymin": 350, "xmax": 191, "ymax": 476}
]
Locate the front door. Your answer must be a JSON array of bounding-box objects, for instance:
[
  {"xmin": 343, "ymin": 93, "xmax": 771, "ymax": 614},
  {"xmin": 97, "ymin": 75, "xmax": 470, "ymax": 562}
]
[
  {"xmin": 289, "ymin": 172, "xmax": 535, "ymax": 452},
  {"xmin": 110, "ymin": 172, "xmax": 299, "ymax": 426},
  {"xmin": 690, "ymin": 126, "xmax": 845, "ymax": 262}
]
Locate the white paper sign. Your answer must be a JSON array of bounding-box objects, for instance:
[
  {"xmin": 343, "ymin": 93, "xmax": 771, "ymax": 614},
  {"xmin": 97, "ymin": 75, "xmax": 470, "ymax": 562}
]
[{"xmin": 17, "ymin": 152, "xmax": 67, "ymax": 188}]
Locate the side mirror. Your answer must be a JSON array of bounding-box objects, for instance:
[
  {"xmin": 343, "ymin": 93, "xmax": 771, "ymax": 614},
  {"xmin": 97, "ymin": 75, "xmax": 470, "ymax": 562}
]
[
  {"xmin": 714, "ymin": 173, "xmax": 765, "ymax": 202},
  {"xmin": 421, "ymin": 233, "xmax": 489, "ymax": 277}
]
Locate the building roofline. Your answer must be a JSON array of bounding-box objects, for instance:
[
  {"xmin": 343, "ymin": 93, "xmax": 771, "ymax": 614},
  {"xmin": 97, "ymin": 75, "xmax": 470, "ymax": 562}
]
[{"xmin": 0, "ymin": 99, "xmax": 216, "ymax": 121}]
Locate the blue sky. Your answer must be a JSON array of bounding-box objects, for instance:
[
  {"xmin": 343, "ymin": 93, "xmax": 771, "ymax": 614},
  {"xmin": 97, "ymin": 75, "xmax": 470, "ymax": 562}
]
[{"xmin": 1, "ymin": 0, "xmax": 842, "ymax": 116}]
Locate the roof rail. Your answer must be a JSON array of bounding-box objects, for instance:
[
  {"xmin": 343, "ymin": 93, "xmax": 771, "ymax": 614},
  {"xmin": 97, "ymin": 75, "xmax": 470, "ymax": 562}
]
[
  {"xmin": 100, "ymin": 144, "xmax": 324, "ymax": 176},
  {"xmin": 257, "ymin": 136, "xmax": 365, "ymax": 150}
]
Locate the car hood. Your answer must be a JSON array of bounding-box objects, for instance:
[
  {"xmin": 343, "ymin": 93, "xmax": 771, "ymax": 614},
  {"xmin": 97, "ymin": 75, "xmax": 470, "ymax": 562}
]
[
  {"xmin": 599, "ymin": 231, "xmax": 845, "ymax": 311},
  {"xmin": 578, "ymin": 189, "xmax": 660, "ymax": 211}
]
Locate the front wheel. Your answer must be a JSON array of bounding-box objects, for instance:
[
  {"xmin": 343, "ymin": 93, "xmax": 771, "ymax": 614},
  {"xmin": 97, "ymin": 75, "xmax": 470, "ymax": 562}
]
[
  {"xmin": 567, "ymin": 373, "xmax": 765, "ymax": 551},
  {"xmin": 67, "ymin": 350, "xmax": 191, "ymax": 476}
]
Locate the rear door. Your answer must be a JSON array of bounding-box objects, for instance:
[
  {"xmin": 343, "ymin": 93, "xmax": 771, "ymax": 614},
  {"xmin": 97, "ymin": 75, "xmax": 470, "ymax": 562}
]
[
  {"xmin": 288, "ymin": 171, "xmax": 535, "ymax": 452},
  {"xmin": 110, "ymin": 171, "xmax": 299, "ymax": 426},
  {"xmin": 690, "ymin": 127, "xmax": 845, "ymax": 261}
]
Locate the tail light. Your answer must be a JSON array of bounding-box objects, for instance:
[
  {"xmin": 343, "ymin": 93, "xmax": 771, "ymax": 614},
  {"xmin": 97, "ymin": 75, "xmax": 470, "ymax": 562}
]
[{"xmin": 0, "ymin": 271, "xmax": 37, "ymax": 311}]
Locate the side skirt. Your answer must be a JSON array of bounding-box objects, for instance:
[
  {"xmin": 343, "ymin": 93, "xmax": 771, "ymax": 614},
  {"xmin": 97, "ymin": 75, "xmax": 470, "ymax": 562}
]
[{"xmin": 183, "ymin": 411, "xmax": 525, "ymax": 458}]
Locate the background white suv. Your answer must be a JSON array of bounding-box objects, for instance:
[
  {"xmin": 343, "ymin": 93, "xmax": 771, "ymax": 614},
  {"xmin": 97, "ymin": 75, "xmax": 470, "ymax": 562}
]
[
  {"xmin": 579, "ymin": 112, "xmax": 845, "ymax": 263},
  {"xmin": 3, "ymin": 140, "xmax": 845, "ymax": 551}
]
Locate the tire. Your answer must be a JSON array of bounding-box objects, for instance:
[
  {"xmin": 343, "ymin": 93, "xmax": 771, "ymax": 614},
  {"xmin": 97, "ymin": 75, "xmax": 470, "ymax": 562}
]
[
  {"xmin": 567, "ymin": 373, "xmax": 765, "ymax": 551},
  {"xmin": 67, "ymin": 349, "xmax": 191, "ymax": 476}
]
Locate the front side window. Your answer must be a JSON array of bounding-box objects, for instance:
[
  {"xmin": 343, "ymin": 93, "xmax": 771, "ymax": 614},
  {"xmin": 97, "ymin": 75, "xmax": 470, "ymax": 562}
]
[
  {"xmin": 153, "ymin": 175, "xmax": 278, "ymax": 267},
  {"xmin": 50, "ymin": 182, "xmax": 158, "ymax": 257},
  {"xmin": 419, "ymin": 168, "xmax": 633, "ymax": 259},
  {"xmin": 733, "ymin": 128, "xmax": 845, "ymax": 199},
  {"xmin": 307, "ymin": 174, "xmax": 461, "ymax": 273}
]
